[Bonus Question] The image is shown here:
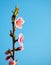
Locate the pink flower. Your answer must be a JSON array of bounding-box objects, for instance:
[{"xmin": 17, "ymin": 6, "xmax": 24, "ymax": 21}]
[
  {"xmin": 18, "ymin": 33, "xmax": 24, "ymax": 47},
  {"xmin": 9, "ymin": 60, "xmax": 16, "ymax": 65},
  {"xmin": 15, "ymin": 17, "xmax": 24, "ymax": 29}
]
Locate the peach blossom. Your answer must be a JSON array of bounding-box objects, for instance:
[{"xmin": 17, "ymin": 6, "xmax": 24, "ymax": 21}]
[
  {"xmin": 18, "ymin": 33, "xmax": 24, "ymax": 47},
  {"xmin": 15, "ymin": 17, "xmax": 24, "ymax": 29},
  {"xmin": 9, "ymin": 60, "xmax": 16, "ymax": 65}
]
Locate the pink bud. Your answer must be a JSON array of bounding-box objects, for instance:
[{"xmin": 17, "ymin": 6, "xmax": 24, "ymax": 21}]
[
  {"xmin": 5, "ymin": 50, "xmax": 10, "ymax": 55},
  {"xmin": 16, "ymin": 46, "xmax": 24, "ymax": 51},
  {"xmin": 6, "ymin": 56, "xmax": 11, "ymax": 60}
]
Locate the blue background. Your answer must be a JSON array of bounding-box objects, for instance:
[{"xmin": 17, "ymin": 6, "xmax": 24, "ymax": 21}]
[{"xmin": 0, "ymin": 0, "xmax": 51, "ymax": 65}]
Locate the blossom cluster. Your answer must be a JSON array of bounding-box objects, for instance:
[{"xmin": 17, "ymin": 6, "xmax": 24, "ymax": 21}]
[{"xmin": 5, "ymin": 7, "xmax": 25, "ymax": 65}]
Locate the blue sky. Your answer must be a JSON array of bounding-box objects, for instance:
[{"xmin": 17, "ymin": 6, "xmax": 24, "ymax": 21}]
[{"xmin": 0, "ymin": 0, "xmax": 51, "ymax": 65}]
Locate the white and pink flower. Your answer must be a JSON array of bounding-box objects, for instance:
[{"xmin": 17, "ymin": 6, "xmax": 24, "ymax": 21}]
[
  {"xmin": 15, "ymin": 17, "xmax": 24, "ymax": 29},
  {"xmin": 9, "ymin": 60, "xmax": 16, "ymax": 65},
  {"xmin": 18, "ymin": 33, "xmax": 24, "ymax": 47}
]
